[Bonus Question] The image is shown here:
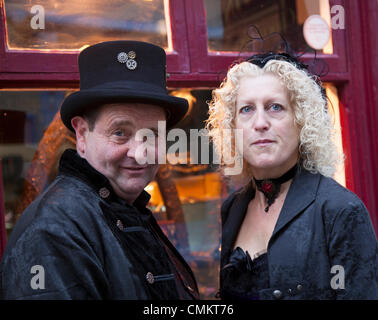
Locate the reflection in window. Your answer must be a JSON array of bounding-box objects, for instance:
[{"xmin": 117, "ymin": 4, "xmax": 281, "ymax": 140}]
[
  {"xmin": 4, "ymin": 0, "xmax": 169, "ymax": 50},
  {"xmin": 205, "ymin": 0, "xmax": 333, "ymax": 54},
  {"xmin": 0, "ymin": 91, "xmax": 67, "ymax": 238}
]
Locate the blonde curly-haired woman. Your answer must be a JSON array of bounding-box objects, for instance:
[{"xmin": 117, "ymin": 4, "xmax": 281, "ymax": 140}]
[{"xmin": 207, "ymin": 53, "xmax": 377, "ymax": 300}]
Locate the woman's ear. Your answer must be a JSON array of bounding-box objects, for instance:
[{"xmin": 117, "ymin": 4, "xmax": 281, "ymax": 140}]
[{"xmin": 71, "ymin": 116, "xmax": 89, "ymax": 156}]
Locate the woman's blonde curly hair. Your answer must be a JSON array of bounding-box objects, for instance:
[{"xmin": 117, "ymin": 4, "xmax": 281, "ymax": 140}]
[{"xmin": 206, "ymin": 59, "xmax": 342, "ymax": 183}]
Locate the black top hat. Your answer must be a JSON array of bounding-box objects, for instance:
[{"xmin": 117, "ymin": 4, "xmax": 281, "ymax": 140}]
[{"xmin": 60, "ymin": 41, "xmax": 188, "ymax": 131}]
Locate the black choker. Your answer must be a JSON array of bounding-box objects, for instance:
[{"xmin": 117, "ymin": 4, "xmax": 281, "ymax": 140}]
[{"xmin": 253, "ymin": 164, "xmax": 298, "ymax": 212}]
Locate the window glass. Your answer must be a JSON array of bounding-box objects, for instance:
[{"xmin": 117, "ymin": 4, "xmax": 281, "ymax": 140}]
[
  {"xmin": 0, "ymin": 91, "xmax": 68, "ymax": 238},
  {"xmin": 4, "ymin": 0, "xmax": 169, "ymax": 50},
  {"xmin": 324, "ymin": 83, "xmax": 345, "ymax": 186},
  {"xmin": 205, "ymin": 0, "xmax": 333, "ymax": 54}
]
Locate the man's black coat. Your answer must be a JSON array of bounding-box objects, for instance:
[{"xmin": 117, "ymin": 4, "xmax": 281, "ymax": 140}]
[{"xmin": 0, "ymin": 149, "xmax": 199, "ymax": 299}]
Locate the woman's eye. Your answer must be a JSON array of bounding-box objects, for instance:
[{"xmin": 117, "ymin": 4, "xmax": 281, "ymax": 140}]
[
  {"xmin": 270, "ymin": 104, "xmax": 283, "ymax": 112},
  {"xmin": 240, "ymin": 106, "xmax": 252, "ymax": 113}
]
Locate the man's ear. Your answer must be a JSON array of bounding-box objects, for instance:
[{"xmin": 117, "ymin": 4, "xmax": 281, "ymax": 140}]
[{"xmin": 71, "ymin": 116, "xmax": 89, "ymax": 156}]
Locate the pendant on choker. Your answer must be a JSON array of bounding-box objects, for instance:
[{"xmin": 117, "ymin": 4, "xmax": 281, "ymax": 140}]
[
  {"xmin": 258, "ymin": 180, "xmax": 281, "ymax": 212},
  {"xmin": 253, "ymin": 164, "xmax": 298, "ymax": 212}
]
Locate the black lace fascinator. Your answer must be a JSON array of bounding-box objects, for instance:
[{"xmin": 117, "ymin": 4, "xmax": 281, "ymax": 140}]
[
  {"xmin": 239, "ymin": 26, "xmax": 329, "ymax": 99},
  {"xmin": 242, "ymin": 26, "xmax": 329, "ymax": 76}
]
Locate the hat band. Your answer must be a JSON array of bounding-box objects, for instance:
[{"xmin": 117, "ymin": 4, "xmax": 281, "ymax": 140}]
[{"xmin": 84, "ymin": 80, "xmax": 166, "ymax": 95}]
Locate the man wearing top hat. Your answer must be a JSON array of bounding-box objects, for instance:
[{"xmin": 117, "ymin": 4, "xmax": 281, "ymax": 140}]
[{"xmin": 0, "ymin": 41, "xmax": 199, "ymax": 299}]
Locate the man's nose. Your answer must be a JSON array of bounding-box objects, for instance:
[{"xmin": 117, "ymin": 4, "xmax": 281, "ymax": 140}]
[
  {"xmin": 126, "ymin": 137, "xmax": 145, "ymax": 160},
  {"xmin": 126, "ymin": 135, "xmax": 156, "ymax": 165}
]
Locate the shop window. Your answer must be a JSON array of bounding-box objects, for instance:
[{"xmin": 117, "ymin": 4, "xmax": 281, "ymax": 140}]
[
  {"xmin": 204, "ymin": 0, "xmax": 333, "ymax": 54},
  {"xmin": 4, "ymin": 0, "xmax": 170, "ymax": 50}
]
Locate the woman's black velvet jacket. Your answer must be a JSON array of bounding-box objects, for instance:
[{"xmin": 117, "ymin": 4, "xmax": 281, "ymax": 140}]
[{"xmin": 220, "ymin": 168, "xmax": 377, "ymax": 300}]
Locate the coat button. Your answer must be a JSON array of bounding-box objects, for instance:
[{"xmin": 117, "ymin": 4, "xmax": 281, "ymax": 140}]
[
  {"xmin": 99, "ymin": 187, "xmax": 110, "ymax": 198},
  {"xmin": 146, "ymin": 272, "xmax": 155, "ymax": 284},
  {"xmin": 116, "ymin": 219, "xmax": 124, "ymax": 231},
  {"xmin": 297, "ymin": 284, "xmax": 303, "ymax": 291},
  {"xmin": 273, "ymin": 289, "xmax": 282, "ymax": 299}
]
